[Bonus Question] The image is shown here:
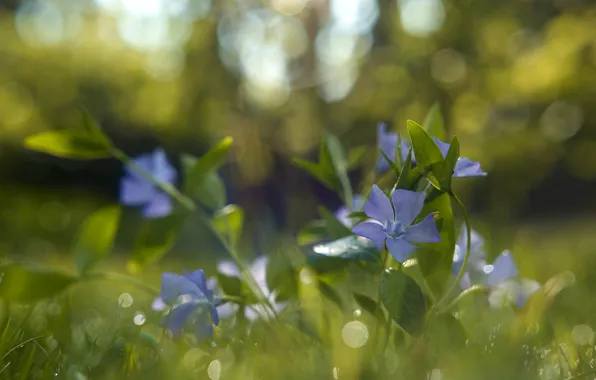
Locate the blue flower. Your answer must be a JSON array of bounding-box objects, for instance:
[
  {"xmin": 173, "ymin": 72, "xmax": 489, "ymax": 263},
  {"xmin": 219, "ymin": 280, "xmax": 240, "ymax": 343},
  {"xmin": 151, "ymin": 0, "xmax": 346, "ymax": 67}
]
[
  {"xmin": 334, "ymin": 195, "xmax": 366, "ymax": 228},
  {"xmin": 452, "ymin": 225, "xmax": 487, "ymax": 289},
  {"xmin": 352, "ymin": 185, "xmax": 441, "ymax": 263},
  {"xmin": 484, "ymin": 251, "xmax": 540, "ymax": 308},
  {"xmin": 120, "ymin": 148, "xmax": 177, "ymax": 219},
  {"xmin": 432, "ymin": 138, "xmax": 487, "ymax": 178},
  {"xmin": 215, "ymin": 257, "xmax": 285, "ymax": 321},
  {"xmin": 159, "ymin": 269, "xmax": 220, "ymax": 341},
  {"xmin": 376, "ymin": 123, "xmax": 411, "ymax": 173}
]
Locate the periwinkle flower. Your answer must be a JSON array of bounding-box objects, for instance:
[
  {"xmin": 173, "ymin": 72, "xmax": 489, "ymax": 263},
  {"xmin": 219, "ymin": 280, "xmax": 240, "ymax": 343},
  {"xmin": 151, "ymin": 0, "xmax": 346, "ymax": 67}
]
[
  {"xmin": 484, "ymin": 251, "xmax": 540, "ymax": 308},
  {"xmin": 352, "ymin": 185, "xmax": 441, "ymax": 263},
  {"xmin": 376, "ymin": 123, "xmax": 411, "ymax": 173},
  {"xmin": 452, "ymin": 225, "xmax": 487, "ymax": 289},
  {"xmin": 120, "ymin": 148, "xmax": 177, "ymax": 218},
  {"xmin": 216, "ymin": 256, "xmax": 285, "ymax": 321},
  {"xmin": 158, "ymin": 269, "xmax": 220, "ymax": 341},
  {"xmin": 432, "ymin": 138, "xmax": 487, "ymax": 178},
  {"xmin": 334, "ymin": 195, "xmax": 365, "ymax": 228}
]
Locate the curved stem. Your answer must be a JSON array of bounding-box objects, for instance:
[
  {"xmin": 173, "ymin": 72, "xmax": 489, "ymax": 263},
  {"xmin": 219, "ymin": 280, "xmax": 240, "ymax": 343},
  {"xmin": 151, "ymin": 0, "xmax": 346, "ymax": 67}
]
[{"xmin": 112, "ymin": 148, "xmax": 279, "ymax": 319}]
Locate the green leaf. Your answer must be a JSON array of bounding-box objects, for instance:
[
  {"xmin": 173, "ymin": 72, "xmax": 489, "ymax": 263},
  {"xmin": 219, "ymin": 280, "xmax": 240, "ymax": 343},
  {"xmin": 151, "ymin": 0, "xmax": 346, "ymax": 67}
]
[
  {"xmin": 347, "ymin": 146, "xmax": 367, "ymax": 169},
  {"xmin": 407, "ymin": 120, "xmax": 444, "ymax": 170},
  {"xmin": 74, "ymin": 205, "xmax": 121, "ymax": 274},
  {"xmin": 318, "ymin": 206, "xmax": 351, "ymax": 240},
  {"xmin": 24, "ymin": 130, "xmax": 112, "ymax": 159},
  {"xmin": 380, "ymin": 149, "xmax": 401, "ymax": 177},
  {"xmin": 394, "ymin": 150, "xmax": 425, "ymax": 191},
  {"xmin": 0, "ymin": 264, "xmax": 77, "ymax": 302},
  {"xmin": 415, "ymin": 190, "xmax": 455, "ymax": 297},
  {"xmin": 80, "ymin": 110, "xmax": 112, "ymax": 148},
  {"xmin": 128, "ymin": 213, "xmax": 185, "ymax": 271},
  {"xmin": 426, "ymin": 313, "xmax": 466, "ymax": 353},
  {"xmin": 212, "ymin": 205, "xmax": 244, "ymax": 248},
  {"xmin": 422, "ymin": 103, "xmax": 446, "ymax": 141},
  {"xmin": 380, "ymin": 269, "xmax": 427, "ymax": 335},
  {"xmin": 353, "ymin": 293, "xmax": 383, "ymax": 319},
  {"xmin": 183, "ymin": 137, "xmax": 233, "ymax": 205},
  {"xmin": 319, "ymin": 281, "xmax": 343, "ymax": 310},
  {"xmin": 292, "ymin": 158, "xmax": 337, "ymax": 190},
  {"xmin": 216, "ymin": 273, "xmax": 243, "ymax": 298},
  {"xmin": 325, "ymin": 134, "xmax": 353, "ymax": 206},
  {"xmin": 431, "ymin": 137, "xmax": 460, "ymax": 191},
  {"xmin": 297, "ymin": 220, "xmax": 327, "ymax": 246},
  {"xmin": 266, "ymin": 252, "xmax": 297, "ymax": 302},
  {"xmin": 311, "ymin": 235, "xmax": 380, "ymax": 263}
]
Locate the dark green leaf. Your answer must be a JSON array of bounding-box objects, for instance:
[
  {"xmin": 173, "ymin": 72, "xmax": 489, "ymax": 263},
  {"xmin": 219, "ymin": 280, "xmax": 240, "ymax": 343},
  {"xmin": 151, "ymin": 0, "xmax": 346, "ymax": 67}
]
[
  {"xmin": 24, "ymin": 130, "xmax": 112, "ymax": 159},
  {"xmin": 432, "ymin": 137, "xmax": 460, "ymax": 191},
  {"xmin": 74, "ymin": 205, "xmax": 121, "ymax": 274},
  {"xmin": 319, "ymin": 281, "xmax": 343, "ymax": 309},
  {"xmin": 407, "ymin": 120, "xmax": 444, "ymax": 170},
  {"xmin": 380, "ymin": 269, "xmax": 427, "ymax": 335},
  {"xmin": 347, "ymin": 211, "xmax": 367, "ymax": 219},
  {"xmin": 307, "ymin": 255, "xmax": 350, "ymax": 274},
  {"xmin": 216, "ymin": 273, "xmax": 243, "ymax": 298},
  {"xmin": 129, "ymin": 213, "xmax": 185, "ymax": 271},
  {"xmin": 427, "ymin": 313, "xmax": 466, "ymax": 352},
  {"xmin": 212, "ymin": 204, "xmax": 244, "ymax": 248},
  {"xmin": 324, "ymin": 134, "xmax": 353, "ymax": 205},
  {"xmin": 184, "ymin": 137, "xmax": 233, "ymax": 201},
  {"xmin": 353, "ymin": 293, "xmax": 383, "ymax": 319},
  {"xmin": 266, "ymin": 252, "xmax": 297, "ymax": 302},
  {"xmin": 292, "ymin": 158, "xmax": 337, "ymax": 190},
  {"xmin": 0, "ymin": 264, "xmax": 77, "ymax": 302},
  {"xmin": 318, "ymin": 206, "xmax": 351, "ymax": 240},
  {"xmin": 80, "ymin": 110, "xmax": 112, "ymax": 147},
  {"xmin": 415, "ymin": 191, "xmax": 455, "ymax": 297},
  {"xmin": 422, "ymin": 103, "xmax": 446, "ymax": 141},
  {"xmin": 394, "ymin": 149, "xmax": 425, "ymax": 191},
  {"xmin": 380, "ymin": 149, "xmax": 401, "ymax": 177},
  {"xmin": 297, "ymin": 220, "xmax": 327, "ymax": 246},
  {"xmin": 311, "ymin": 235, "xmax": 380, "ymax": 263}
]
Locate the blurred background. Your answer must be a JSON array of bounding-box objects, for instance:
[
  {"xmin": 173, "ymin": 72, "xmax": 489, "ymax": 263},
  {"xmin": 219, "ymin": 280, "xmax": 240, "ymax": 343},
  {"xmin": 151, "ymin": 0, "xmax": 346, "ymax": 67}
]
[{"xmin": 0, "ymin": 0, "xmax": 595, "ymax": 307}]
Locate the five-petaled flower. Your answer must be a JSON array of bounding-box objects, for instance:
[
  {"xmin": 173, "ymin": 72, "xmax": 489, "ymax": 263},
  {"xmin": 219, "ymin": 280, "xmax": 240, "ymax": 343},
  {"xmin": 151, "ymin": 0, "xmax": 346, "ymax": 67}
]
[
  {"xmin": 452, "ymin": 225, "xmax": 487, "ymax": 289},
  {"xmin": 215, "ymin": 256, "xmax": 285, "ymax": 321},
  {"xmin": 352, "ymin": 185, "xmax": 441, "ymax": 263},
  {"xmin": 120, "ymin": 148, "xmax": 177, "ymax": 219},
  {"xmin": 433, "ymin": 138, "xmax": 487, "ymax": 178},
  {"xmin": 484, "ymin": 251, "xmax": 540, "ymax": 309},
  {"xmin": 158, "ymin": 269, "xmax": 220, "ymax": 341},
  {"xmin": 376, "ymin": 123, "xmax": 411, "ymax": 173}
]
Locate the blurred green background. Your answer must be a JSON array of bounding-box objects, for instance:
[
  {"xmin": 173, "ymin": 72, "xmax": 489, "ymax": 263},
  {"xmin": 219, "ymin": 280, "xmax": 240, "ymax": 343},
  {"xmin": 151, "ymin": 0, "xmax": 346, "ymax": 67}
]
[{"xmin": 0, "ymin": 0, "xmax": 595, "ymax": 307}]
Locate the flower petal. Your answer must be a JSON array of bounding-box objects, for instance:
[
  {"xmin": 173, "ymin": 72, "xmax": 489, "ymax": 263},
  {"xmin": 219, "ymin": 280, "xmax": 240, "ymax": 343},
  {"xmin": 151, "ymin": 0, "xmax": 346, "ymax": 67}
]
[
  {"xmin": 517, "ymin": 279, "xmax": 540, "ymax": 308},
  {"xmin": 152, "ymin": 148, "xmax": 177, "ymax": 183},
  {"xmin": 486, "ymin": 250, "xmax": 519, "ymax": 288},
  {"xmin": 120, "ymin": 178, "xmax": 155, "ymax": 206},
  {"xmin": 454, "ymin": 157, "xmax": 487, "ymax": 178},
  {"xmin": 194, "ymin": 315, "xmax": 214, "ymax": 342},
  {"xmin": 364, "ymin": 185, "xmax": 394, "ymax": 223},
  {"xmin": 391, "ymin": 189, "xmax": 426, "ymax": 226},
  {"xmin": 352, "ymin": 221, "xmax": 387, "ymax": 251},
  {"xmin": 151, "ymin": 297, "xmax": 167, "ymax": 311},
  {"xmin": 403, "ymin": 214, "xmax": 441, "ymax": 243},
  {"xmin": 210, "ymin": 305, "xmax": 220, "ymax": 326},
  {"xmin": 432, "ymin": 137, "xmax": 451, "ymax": 157},
  {"xmin": 164, "ymin": 302, "xmax": 197, "ymax": 335},
  {"xmin": 386, "ymin": 237, "xmax": 416, "ymax": 263},
  {"xmin": 250, "ymin": 256, "xmax": 269, "ymax": 295},
  {"xmin": 216, "ymin": 302, "xmax": 239, "ymax": 319},
  {"xmin": 142, "ymin": 192, "xmax": 173, "ymax": 219},
  {"xmin": 161, "ymin": 273, "xmax": 201, "ymax": 304},
  {"xmin": 125, "ymin": 153, "xmax": 154, "ymax": 180},
  {"xmin": 184, "ymin": 269, "xmax": 212, "ymax": 302},
  {"xmin": 217, "ymin": 260, "xmax": 240, "ymax": 277}
]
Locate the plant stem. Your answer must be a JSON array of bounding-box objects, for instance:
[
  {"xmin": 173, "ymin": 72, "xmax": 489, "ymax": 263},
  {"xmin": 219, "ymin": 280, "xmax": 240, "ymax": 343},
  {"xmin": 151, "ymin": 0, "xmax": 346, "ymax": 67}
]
[{"xmin": 112, "ymin": 148, "xmax": 279, "ymax": 319}]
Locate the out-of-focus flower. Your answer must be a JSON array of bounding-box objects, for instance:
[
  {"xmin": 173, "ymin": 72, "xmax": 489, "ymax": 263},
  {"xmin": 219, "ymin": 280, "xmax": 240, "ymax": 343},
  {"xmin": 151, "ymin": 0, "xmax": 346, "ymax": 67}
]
[
  {"xmin": 484, "ymin": 251, "xmax": 540, "ymax": 308},
  {"xmin": 334, "ymin": 195, "xmax": 365, "ymax": 228},
  {"xmin": 216, "ymin": 256, "xmax": 285, "ymax": 321},
  {"xmin": 376, "ymin": 123, "xmax": 411, "ymax": 173},
  {"xmin": 352, "ymin": 185, "xmax": 441, "ymax": 262},
  {"xmin": 157, "ymin": 269, "xmax": 219, "ymax": 341},
  {"xmin": 432, "ymin": 138, "xmax": 487, "ymax": 178},
  {"xmin": 452, "ymin": 225, "xmax": 487, "ymax": 289},
  {"xmin": 120, "ymin": 148, "xmax": 177, "ymax": 218}
]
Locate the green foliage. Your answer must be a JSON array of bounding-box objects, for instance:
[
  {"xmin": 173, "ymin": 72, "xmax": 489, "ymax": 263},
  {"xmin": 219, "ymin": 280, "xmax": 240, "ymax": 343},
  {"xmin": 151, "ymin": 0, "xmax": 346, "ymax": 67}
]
[
  {"xmin": 317, "ymin": 206, "xmax": 351, "ymax": 240},
  {"xmin": 212, "ymin": 205, "xmax": 244, "ymax": 248},
  {"xmin": 24, "ymin": 129, "xmax": 112, "ymax": 159},
  {"xmin": 422, "ymin": 103, "xmax": 446, "ymax": 141},
  {"xmin": 311, "ymin": 235, "xmax": 380, "ymax": 263},
  {"xmin": 353, "ymin": 293, "xmax": 383, "ymax": 319},
  {"xmin": 433, "ymin": 137, "xmax": 460, "ymax": 191},
  {"xmin": 265, "ymin": 252, "xmax": 297, "ymax": 302},
  {"xmin": 380, "ymin": 269, "xmax": 427, "ymax": 335},
  {"xmin": 407, "ymin": 120, "xmax": 444, "ymax": 170},
  {"xmin": 74, "ymin": 205, "xmax": 121, "ymax": 274},
  {"xmin": 0, "ymin": 264, "xmax": 77, "ymax": 302}
]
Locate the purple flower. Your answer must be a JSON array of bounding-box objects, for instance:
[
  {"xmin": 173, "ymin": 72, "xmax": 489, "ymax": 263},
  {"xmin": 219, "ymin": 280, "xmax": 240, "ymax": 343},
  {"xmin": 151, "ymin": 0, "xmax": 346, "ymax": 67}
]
[
  {"xmin": 334, "ymin": 195, "xmax": 365, "ymax": 228},
  {"xmin": 158, "ymin": 269, "xmax": 219, "ymax": 341},
  {"xmin": 215, "ymin": 257, "xmax": 285, "ymax": 321},
  {"xmin": 432, "ymin": 138, "xmax": 487, "ymax": 178},
  {"xmin": 120, "ymin": 148, "xmax": 177, "ymax": 218},
  {"xmin": 376, "ymin": 123, "xmax": 411, "ymax": 173},
  {"xmin": 484, "ymin": 251, "xmax": 540, "ymax": 308},
  {"xmin": 452, "ymin": 225, "xmax": 487, "ymax": 289},
  {"xmin": 351, "ymin": 185, "xmax": 441, "ymax": 263}
]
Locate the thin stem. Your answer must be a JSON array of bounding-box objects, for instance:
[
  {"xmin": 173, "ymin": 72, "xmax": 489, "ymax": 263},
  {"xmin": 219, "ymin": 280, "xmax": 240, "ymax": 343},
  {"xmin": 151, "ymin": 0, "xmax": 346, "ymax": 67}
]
[
  {"xmin": 112, "ymin": 148, "xmax": 279, "ymax": 319},
  {"xmin": 374, "ymin": 247, "xmax": 392, "ymax": 352},
  {"xmin": 439, "ymin": 285, "xmax": 488, "ymax": 314}
]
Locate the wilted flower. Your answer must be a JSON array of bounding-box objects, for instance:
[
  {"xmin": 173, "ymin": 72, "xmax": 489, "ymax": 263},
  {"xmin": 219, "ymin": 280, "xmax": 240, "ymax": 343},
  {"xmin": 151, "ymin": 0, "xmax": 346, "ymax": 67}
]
[
  {"xmin": 158, "ymin": 269, "xmax": 219, "ymax": 341},
  {"xmin": 376, "ymin": 123, "xmax": 411, "ymax": 173},
  {"xmin": 352, "ymin": 185, "xmax": 441, "ymax": 263},
  {"xmin": 482, "ymin": 251, "xmax": 540, "ymax": 308},
  {"xmin": 334, "ymin": 195, "xmax": 365, "ymax": 228},
  {"xmin": 216, "ymin": 256, "xmax": 285, "ymax": 320},
  {"xmin": 433, "ymin": 138, "xmax": 487, "ymax": 178},
  {"xmin": 120, "ymin": 148, "xmax": 177, "ymax": 218}
]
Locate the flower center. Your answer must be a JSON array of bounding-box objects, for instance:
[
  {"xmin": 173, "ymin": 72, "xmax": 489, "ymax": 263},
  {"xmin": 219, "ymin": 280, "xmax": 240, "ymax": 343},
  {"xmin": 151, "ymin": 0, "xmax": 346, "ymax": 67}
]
[{"xmin": 386, "ymin": 221, "xmax": 404, "ymax": 238}]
